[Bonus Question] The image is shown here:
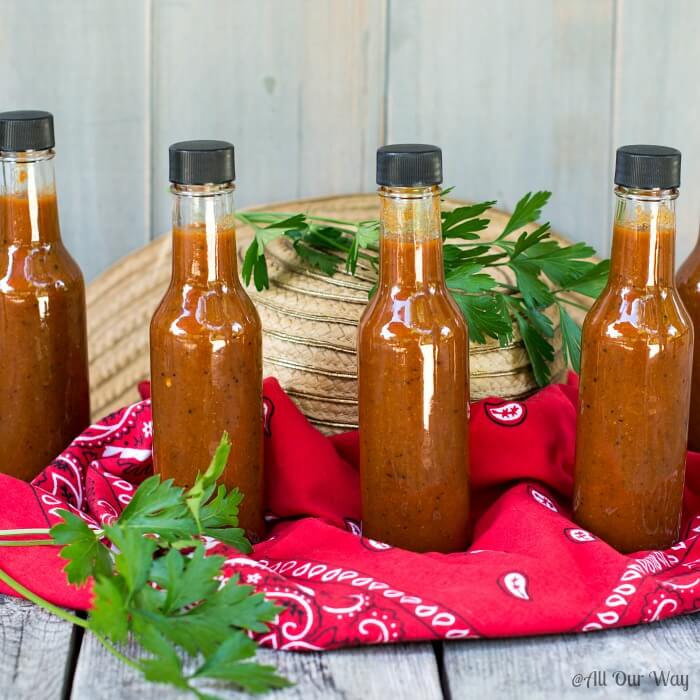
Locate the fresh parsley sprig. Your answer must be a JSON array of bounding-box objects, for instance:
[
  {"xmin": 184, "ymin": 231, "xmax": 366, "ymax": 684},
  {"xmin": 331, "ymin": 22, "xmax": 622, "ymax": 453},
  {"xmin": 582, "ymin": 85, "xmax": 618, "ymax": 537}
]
[
  {"xmin": 0, "ymin": 434, "xmax": 289, "ymax": 698},
  {"xmin": 239, "ymin": 192, "xmax": 609, "ymax": 386}
]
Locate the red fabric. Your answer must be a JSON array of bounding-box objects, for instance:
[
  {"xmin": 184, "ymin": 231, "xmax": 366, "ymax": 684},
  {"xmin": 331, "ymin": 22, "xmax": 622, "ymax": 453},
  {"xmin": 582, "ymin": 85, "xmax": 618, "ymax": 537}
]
[{"xmin": 1, "ymin": 374, "xmax": 699, "ymax": 650}]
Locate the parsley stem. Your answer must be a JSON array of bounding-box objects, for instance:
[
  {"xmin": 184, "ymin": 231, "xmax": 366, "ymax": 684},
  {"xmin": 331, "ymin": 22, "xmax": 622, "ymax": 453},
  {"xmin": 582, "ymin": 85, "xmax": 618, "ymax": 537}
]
[
  {"xmin": 0, "ymin": 566, "xmax": 88, "ymax": 628},
  {"xmin": 554, "ymin": 295, "xmax": 590, "ymax": 312},
  {"xmin": 0, "ymin": 539, "xmax": 55, "ymax": 546},
  {"xmin": 241, "ymin": 211, "xmax": 360, "ymax": 228},
  {"xmin": 0, "ymin": 528, "xmax": 51, "ymax": 536}
]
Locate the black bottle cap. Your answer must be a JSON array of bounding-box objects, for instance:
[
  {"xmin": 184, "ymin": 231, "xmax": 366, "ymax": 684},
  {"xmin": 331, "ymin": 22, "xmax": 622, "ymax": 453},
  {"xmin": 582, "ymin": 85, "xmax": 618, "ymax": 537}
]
[
  {"xmin": 376, "ymin": 144, "xmax": 442, "ymax": 187},
  {"xmin": 0, "ymin": 110, "xmax": 55, "ymax": 151},
  {"xmin": 169, "ymin": 140, "xmax": 235, "ymax": 185},
  {"xmin": 614, "ymin": 145, "xmax": 681, "ymax": 190}
]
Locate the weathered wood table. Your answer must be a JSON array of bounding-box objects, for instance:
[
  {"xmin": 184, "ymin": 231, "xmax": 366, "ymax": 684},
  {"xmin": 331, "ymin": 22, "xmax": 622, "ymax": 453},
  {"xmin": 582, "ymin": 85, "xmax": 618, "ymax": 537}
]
[{"xmin": 1, "ymin": 594, "xmax": 698, "ymax": 699}]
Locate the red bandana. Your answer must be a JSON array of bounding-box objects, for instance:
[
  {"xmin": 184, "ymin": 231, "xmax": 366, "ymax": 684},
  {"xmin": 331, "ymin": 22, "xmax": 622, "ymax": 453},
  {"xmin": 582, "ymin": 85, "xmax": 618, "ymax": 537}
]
[{"xmin": 1, "ymin": 373, "xmax": 698, "ymax": 650}]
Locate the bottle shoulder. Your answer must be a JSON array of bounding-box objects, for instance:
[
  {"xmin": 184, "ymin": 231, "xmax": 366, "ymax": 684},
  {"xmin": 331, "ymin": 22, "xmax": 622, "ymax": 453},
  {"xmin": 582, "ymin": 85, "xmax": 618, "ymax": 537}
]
[
  {"xmin": 359, "ymin": 286, "xmax": 467, "ymax": 341},
  {"xmin": 151, "ymin": 281, "xmax": 261, "ymax": 339},
  {"xmin": 584, "ymin": 284, "xmax": 692, "ymax": 341},
  {"xmin": 0, "ymin": 243, "xmax": 85, "ymax": 294}
]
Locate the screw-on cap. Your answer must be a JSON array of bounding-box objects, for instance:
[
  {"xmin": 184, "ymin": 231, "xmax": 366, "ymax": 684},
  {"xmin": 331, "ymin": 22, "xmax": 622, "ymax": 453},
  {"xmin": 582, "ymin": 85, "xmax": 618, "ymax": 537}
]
[
  {"xmin": 376, "ymin": 144, "xmax": 442, "ymax": 187},
  {"xmin": 614, "ymin": 145, "xmax": 681, "ymax": 190},
  {"xmin": 169, "ymin": 140, "xmax": 235, "ymax": 185},
  {"xmin": 0, "ymin": 110, "xmax": 55, "ymax": 151}
]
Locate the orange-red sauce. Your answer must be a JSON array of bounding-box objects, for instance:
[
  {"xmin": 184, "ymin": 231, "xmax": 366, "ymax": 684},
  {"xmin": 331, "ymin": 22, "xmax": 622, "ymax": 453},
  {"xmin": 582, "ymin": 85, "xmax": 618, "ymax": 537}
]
[
  {"xmin": 677, "ymin": 241, "xmax": 700, "ymax": 452},
  {"xmin": 358, "ymin": 232, "xmax": 470, "ymax": 553},
  {"xmin": 574, "ymin": 223, "xmax": 692, "ymax": 552},
  {"xmin": 150, "ymin": 223, "xmax": 264, "ymax": 539},
  {"xmin": 0, "ymin": 193, "xmax": 90, "ymax": 480}
]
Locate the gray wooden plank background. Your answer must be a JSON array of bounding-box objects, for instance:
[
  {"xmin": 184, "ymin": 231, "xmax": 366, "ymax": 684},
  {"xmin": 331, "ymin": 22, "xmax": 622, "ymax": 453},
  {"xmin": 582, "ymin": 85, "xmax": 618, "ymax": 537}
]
[
  {"xmin": 0, "ymin": 0, "xmax": 150, "ymax": 281},
  {"xmin": 2, "ymin": 0, "xmax": 700, "ymax": 280}
]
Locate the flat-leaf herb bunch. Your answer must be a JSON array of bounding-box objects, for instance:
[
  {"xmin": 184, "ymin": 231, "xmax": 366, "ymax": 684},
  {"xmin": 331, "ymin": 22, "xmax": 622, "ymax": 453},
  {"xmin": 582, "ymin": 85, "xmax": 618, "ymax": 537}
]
[
  {"xmin": 238, "ymin": 191, "xmax": 609, "ymax": 386},
  {"xmin": 0, "ymin": 435, "xmax": 289, "ymax": 698}
]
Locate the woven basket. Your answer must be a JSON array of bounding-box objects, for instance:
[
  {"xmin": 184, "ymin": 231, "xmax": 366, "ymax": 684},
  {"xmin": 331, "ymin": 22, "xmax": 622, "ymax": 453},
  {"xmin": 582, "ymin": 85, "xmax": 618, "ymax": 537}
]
[{"xmin": 87, "ymin": 194, "xmax": 588, "ymax": 433}]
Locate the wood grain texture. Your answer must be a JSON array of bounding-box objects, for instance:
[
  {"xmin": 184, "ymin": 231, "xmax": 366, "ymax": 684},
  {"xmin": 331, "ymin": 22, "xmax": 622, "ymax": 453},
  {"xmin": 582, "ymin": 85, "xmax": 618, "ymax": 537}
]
[
  {"xmin": 0, "ymin": 0, "xmax": 150, "ymax": 281},
  {"xmin": 386, "ymin": 0, "xmax": 615, "ymax": 257},
  {"xmin": 71, "ymin": 633, "xmax": 443, "ymax": 699},
  {"xmin": 150, "ymin": 0, "xmax": 387, "ymax": 237},
  {"xmin": 0, "ymin": 594, "xmax": 76, "ymax": 700},
  {"xmin": 443, "ymin": 614, "xmax": 700, "ymax": 699},
  {"xmin": 614, "ymin": 0, "xmax": 700, "ymax": 263}
]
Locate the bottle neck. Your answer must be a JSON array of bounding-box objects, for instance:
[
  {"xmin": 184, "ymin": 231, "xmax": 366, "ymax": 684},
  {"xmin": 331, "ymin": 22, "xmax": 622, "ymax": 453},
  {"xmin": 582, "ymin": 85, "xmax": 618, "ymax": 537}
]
[
  {"xmin": 610, "ymin": 186, "xmax": 677, "ymax": 288},
  {"xmin": 378, "ymin": 185, "xmax": 445, "ymax": 289},
  {"xmin": 0, "ymin": 149, "xmax": 61, "ymax": 246},
  {"xmin": 170, "ymin": 183, "xmax": 238, "ymax": 285}
]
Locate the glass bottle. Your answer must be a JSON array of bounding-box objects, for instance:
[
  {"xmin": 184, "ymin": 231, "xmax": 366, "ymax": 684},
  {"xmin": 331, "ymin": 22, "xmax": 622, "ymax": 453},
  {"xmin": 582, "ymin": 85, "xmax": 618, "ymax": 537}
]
[
  {"xmin": 0, "ymin": 110, "xmax": 90, "ymax": 481},
  {"xmin": 676, "ymin": 230, "xmax": 700, "ymax": 451},
  {"xmin": 573, "ymin": 145, "xmax": 692, "ymax": 553},
  {"xmin": 358, "ymin": 144, "xmax": 470, "ymax": 553},
  {"xmin": 150, "ymin": 141, "xmax": 264, "ymax": 540}
]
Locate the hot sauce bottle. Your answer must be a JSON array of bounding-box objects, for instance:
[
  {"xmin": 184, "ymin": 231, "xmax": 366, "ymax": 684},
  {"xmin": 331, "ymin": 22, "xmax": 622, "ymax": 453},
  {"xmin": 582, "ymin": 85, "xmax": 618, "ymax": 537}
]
[
  {"xmin": 676, "ymin": 227, "xmax": 700, "ymax": 451},
  {"xmin": 358, "ymin": 144, "xmax": 470, "ymax": 553},
  {"xmin": 0, "ymin": 111, "xmax": 90, "ymax": 481},
  {"xmin": 573, "ymin": 145, "xmax": 692, "ymax": 553},
  {"xmin": 150, "ymin": 141, "xmax": 264, "ymax": 540}
]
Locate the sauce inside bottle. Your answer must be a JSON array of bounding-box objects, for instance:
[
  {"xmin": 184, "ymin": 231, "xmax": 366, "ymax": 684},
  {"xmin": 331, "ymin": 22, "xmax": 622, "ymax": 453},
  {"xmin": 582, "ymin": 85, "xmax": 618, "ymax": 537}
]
[
  {"xmin": 573, "ymin": 145, "xmax": 692, "ymax": 552},
  {"xmin": 358, "ymin": 144, "xmax": 470, "ymax": 553},
  {"xmin": 0, "ymin": 111, "xmax": 90, "ymax": 481},
  {"xmin": 676, "ymin": 232, "xmax": 700, "ymax": 451},
  {"xmin": 150, "ymin": 141, "xmax": 264, "ymax": 540}
]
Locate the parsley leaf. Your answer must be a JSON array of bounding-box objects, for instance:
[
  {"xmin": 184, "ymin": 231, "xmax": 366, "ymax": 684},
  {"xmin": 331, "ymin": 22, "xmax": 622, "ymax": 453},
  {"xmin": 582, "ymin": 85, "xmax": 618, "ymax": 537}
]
[
  {"xmin": 90, "ymin": 576, "xmax": 129, "ymax": 642},
  {"xmin": 500, "ymin": 191, "xmax": 552, "ymax": 238},
  {"xmin": 117, "ymin": 476, "xmax": 194, "ymax": 543},
  {"xmin": 347, "ymin": 221, "xmax": 379, "ymax": 274},
  {"xmin": 511, "ymin": 260, "xmax": 555, "ymax": 308},
  {"xmin": 560, "ymin": 259, "xmax": 610, "ymax": 297},
  {"xmin": 136, "ymin": 624, "xmax": 189, "ymax": 689},
  {"xmin": 513, "ymin": 309, "xmax": 555, "ymax": 386},
  {"xmin": 193, "ymin": 633, "xmax": 291, "ymax": 693},
  {"xmin": 106, "ymin": 525, "xmax": 158, "ymax": 596},
  {"xmin": 292, "ymin": 240, "xmax": 339, "ymax": 275},
  {"xmin": 452, "ymin": 293, "xmax": 513, "ymax": 345},
  {"xmin": 186, "ymin": 433, "xmax": 232, "ymax": 529},
  {"xmin": 241, "ymin": 237, "xmax": 259, "ymax": 287},
  {"xmin": 150, "ymin": 546, "xmax": 224, "ymax": 614},
  {"xmin": 442, "ymin": 201, "xmax": 495, "ymax": 232},
  {"xmin": 51, "ymin": 511, "xmax": 112, "ymax": 585},
  {"xmin": 199, "ymin": 486, "xmax": 250, "ymax": 551},
  {"xmin": 558, "ymin": 303, "xmax": 583, "ymax": 372}
]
